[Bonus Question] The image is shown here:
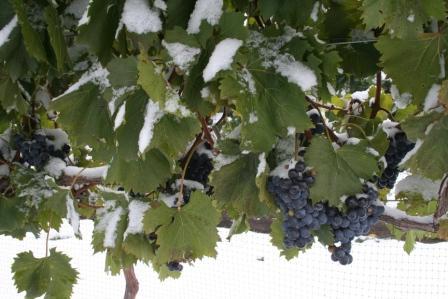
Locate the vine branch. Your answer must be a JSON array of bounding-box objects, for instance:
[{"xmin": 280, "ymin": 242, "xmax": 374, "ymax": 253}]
[{"xmin": 369, "ymin": 71, "xmax": 382, "ymax": 119}]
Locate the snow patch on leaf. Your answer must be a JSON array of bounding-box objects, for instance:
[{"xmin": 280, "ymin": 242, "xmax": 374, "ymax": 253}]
[
  {"xmin": 96, "ymin": 201, "xmax": 125, "ymax": 248},
  {"xmin": 121, "ymin": 0, "xmax": 162, "ymax": 34},
  {"xmin": 162, "ymin": 41, "xmax": 201, "ymax": 72},
  {"xmin": 203, "ymin": 38, "xmax": 242, "ymax": 82},
  {"xmin": 187, "ymin": 0, "xmax": 223, "ymax": 34},
  {"xmin": 256, "ymin": 153, "xmax": 267, "ymax": 177},
  {"xmin": 124, "ymin": 200, "xmax": 150, "ymax": 238},
  {"xmin": 0, "ymin": 16, "xmax": 18, "ymax": 48},
  {"xmin": 66, "ymin": 194, "xmax": 81, "ymax": 236},
  {"xmin": 138, "ymin": 100, "xmax": 164, "ymax": 154},
  {"xmin": 395, "ymin": 175, "xmax": 440, "ymax": 201},
  {"xmin": 114, "ymin": 104, "xmax": 126, "ymax": 130},
  {"xmin": 423, "ymin": 84, "xmax": 441, "ymax": 111}
]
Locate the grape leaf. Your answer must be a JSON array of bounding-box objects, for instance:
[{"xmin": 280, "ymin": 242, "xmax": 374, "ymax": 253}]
[
  {"xmin": 149, "ymin": 114, "xmax": 200, "ymax": 159},
  {"xmin": 0, "ymin": 197, "xmax": 26, "ymax": 236},
  {"xmin": 51, "ymin": 83, "xmax": 114, "ymax": 151},
  {"xmin": 123, "ymin": 234, "xmax": 155, "ymax": 263},
  {"xmin": 165, "ymin": 0, "xmax": 197, "ymax": 29},
  {"xmin": 401, "ymin": 111, "xmax": 443, "ymax": 141},
  {"xmin": 270, "ymin": 217, "xmax": 299, "ymax": 260},
  {"xmin": 12, "ymin": 249, "xmax": 78, "ymax": 299},
  {"xmin": 259, "ymin": 0, "xmax": 315, "ymax": 28},
  {"xmin": 361, "ymin": 0, "xmax": 446, "ymax": 38},
  {"xmin": 376, "ymin": 33, "xmax": 448, "ymax": 104},
  {"xmin": 144, "ymin": 192, "xmax": 220, "ymax": 264},
  {"xmin": 305, "ymin": 137, "xmax": 378, "ymax": 206},
  {"xmin": 405, "ymin": 115, "xmax": 448, "ymax": 180},
  {"xmin": 0, "ymin": 78, "xmax": 28, "ymax": 114},
  {"xmin": 219, "ymin": 12, "xmax": 249, "ymax": 40},
  {"xmin": 107, "ymin": 57, "xmax": 138, "ymax": 87},
  {"xmin": 44, "ymin": 4, "xmax": 71, "ymax": 72},
  {"xmin": 106, "ymin": 149, "xmax": 172, "ymax": 193},
  {"xmin": 77, "ymin": 0, "xmax": 124, "ymax": 64},
  {"xmin": 11, "ymin": 0, "xmax": 47, "ymax": 63},
  {"xmin": 211, "ymin": 154, "xmax": 269, "ymax": 217},
  {"xmin": 314, "ymin": 224, "xmax": 335, "ymax": 246},
  {"xmin": 438, "ymin": 79, "xmax": 448, "ymax": 107},
  {"xmin": 38, "ymin": 189, "xmax": 69, "ymax": 231},
  {"xmin": 115, "ymin": 89, "xmax": 147, "ymax": 160},
  {"xmin": 137, "ymin": 54, "xmax": 166, "ymax": 103}
]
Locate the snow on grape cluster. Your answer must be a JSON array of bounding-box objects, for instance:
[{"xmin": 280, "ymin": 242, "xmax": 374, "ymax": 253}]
[
  {"xmin": 268, "ymin": 160, "xmax": 385, "ymax": 265},
  {"xmin": 377, "ymin": 131, "xmax": 415, "ymax": 189},
  {"xmin": 12, "ymin": 133, "xmax": 70, "ymax": 169}
]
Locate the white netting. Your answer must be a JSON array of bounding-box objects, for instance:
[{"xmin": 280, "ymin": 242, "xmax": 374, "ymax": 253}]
[{"xmin": 1, "ymin": 221, "xmax": 447, "ymax": 298}]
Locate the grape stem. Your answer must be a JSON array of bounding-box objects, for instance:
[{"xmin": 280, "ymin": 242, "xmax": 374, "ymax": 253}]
[
  {"xmin": 305, "ymin": 97, "xmax": 347, "ymax": 112},
  {"xmin": 307, "ymin": 100, "xmax": 340, "ymax": 144},
  {"xmin": 369, "ymin": 71, "xmax": 382, "ymax": 119}
]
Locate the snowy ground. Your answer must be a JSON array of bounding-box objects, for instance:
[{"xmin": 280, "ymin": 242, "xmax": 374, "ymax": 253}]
[{"xmin": 1, "ymin": 220, "xmax": 448, "ymax": 299}]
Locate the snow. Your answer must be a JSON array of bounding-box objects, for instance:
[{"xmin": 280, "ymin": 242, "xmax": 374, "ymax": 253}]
[
  {"xmin": 351, "ymin": 90, "xmax": 370, "ymax": 102},
  {"xmin": 53, "ymin": 62, "xmax": 110, "ymax": 100},
  {"xmin": 114, "ymin": 104, "xmax": 126, "ymax": 130},
  {"xmin": 214, "ymin": 154, "xmax": 238, "ymax": 171},
  {"xmin": 256, "ymin": 153, "xmax": 267, "ymax": 177},
  {"xmin": 38, "ymin": 128, "xmax": 70, "ymax": 150},
  {"xmin": 248, "ymin": 112, "xmax": 258, "ymax": 124},
  {"xmin": 121, "ymin": 0, "xmax": 162, "ymax": 34},
  {"xmin": 63, "ymin": 165, "xmax": 109, "ymax": 179},
  {"xmin": 138, "ymin": 100, "xmax": 164, "ymax": 154},
  {"xmin": 187, "ymin": 0, "xmax": 223, "ymax": 34},
  {"xmin": 310, "ymin": 2, "xmax": 320, "ymax": 22},
  {"xmin": 346, "ymin": 137, "xmax": 360, "ymax": 145},
  {"xmin": 440, "ymin": 53, "xmax": 446, "ymax": 79},
  {"xmin": 240, "ymin": 68, "xmax": 256, "ymax": 94},
  {"xmin": 287, "ymin": 127, "xmax": 296, "ymax": 136},
  {"xmin": 226, "ymin": 125, "xmax": 241, "ymax": 140},
  {"xmin": 162, "ymin": 41, "xmax": 201, "ymax": 72},
  {"xmin": 203, "ymin": 38, "xmax": 243, "ymax": 82},
  {"xmin": 78, "ymin": 0, "xmax": 92, "ymax": 26},
  {"xmin": 200, "ymin": 87, "xmax": 210, "ymax": 98},
  {"xmin": 65, "ymin": 0, "xmax": 90, "ymax": 19},
  {"xmin": 124, "ymin": 200, "xmax": 150, "ymax": 238},
  {"xmin": 0, "ymin": 16, "xmax": 18, "ymax": 48},
  {"xmin": 0, "ymin": 164, "xmax": 9, "ymax": 177},
  {"xmin": 395, "ymin": 175, "xmax": 440, "ymax": 201},
  {"xmin": 399, "ymin": 139, "xmax": 423, "ymax": 166},
  {"xmin": 366, "ymin": 147, "xmax": 380, "ymax": 157},
  {"xmin": 326, "ymin": 82, "xmax": 336, "ymax": 96},
  {"xmin": 174, "ymin": 179, "xmax": 204, "ymax": 190},
  {"xmin": 273, "ymin": 54, "xmax": 317, "ymax": 92},
  {"xmin": 66, "ymin": 194, "xmax": 81, "ymax": 236},
  {"xmin": 96, "ymin": 201, "xmax": 125, "ymax": 248},
  {"xmin": 159, "ymin": 192, "xmax": 177, "ymax": 208},
  {"xmin": 3, "ymin": 221, "xmax": 448, "ymax": 298},
  {"xmin": 44, "ymin": 158, "xmax": 67, "ymax": 177},
  {"xmin": 381, "ymin": 119, "xmax": 400, "ymax": 137},
  {"xmin": 109, "ymin": 86, "xmax": 136, "ymax": 115},
  {"xmin": 423, "ymin": 84, "xmax": 441, "ymax": 111},
  {"xmin": 35, "ymin": 88, "xmax": 51, "ymax": 108},
  {"xmin": 154, "ymin": 0, "xmax": 167, "ymax": 11},
  {"xmin": 164, "ymin": 91, "xmax": 191, "ymax": 117},
  {"xmin": 383, "ymin": 205, "xmax": 434, "ymax": 224},
  {"xmin": 390, "ymin": 85, "xmax": 412, "ymax": 109},
  {"xmin": 270, "ymin": 160, "xmax": 295, "ymax": 179},
  {"xmin": 407, "ymin": 13, "xmax": 415, "ymax": 23},
  {"xmin": 196, "ymin": 144, "xmax": 214, "ymax": 159}
]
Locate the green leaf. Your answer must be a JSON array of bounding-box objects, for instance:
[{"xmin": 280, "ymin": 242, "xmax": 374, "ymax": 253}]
[
  {"xmin": 107, "ymin": 56, "xmax": 138, "ymax": 87},
  {"xmin": 259, "ymin": 0, "xmax": 315, "ymax": 28},
  {"xmin": 51, "ymin": 83, "xmax": 114, "ymax": 151},
  {"xmin": 403, "ymin": 230, "xmax": 416, "ymax": 254},
  {"xmin": 225, "ymin": 67, "xmax": 311, "ymax": 152},
  {"xmin": 77, "ymin": 0, "xmax": 125, "ymax": 64},
  {"xmin": 361, "ymin": 0, "xmax": 446, "ymax": 38},
  {"xmin": 115, "ymin": 89, "xmax": 148, "ymax": 160},
  {"xmin": 164, "ymin": 26, "xmax": 200, "ymax": 47},
  {"xmin": 137, "ymin": 54, "xmax": 166, "ymax": 103},
  {"xmin": 211, "ymin": 154, "xmax": 269, "ymax": 216},
  {"xmin": 12, "ymin": 249, "xmax": 78, "ymax": 299},
  {"xmin": 106, "ymin": 149, "xmax": 172, "ymax": 193},
  {"xmin": 149, "ymin": 114, "xmax": 200, "ymax": 158},
  {"xmin": 405, "ymin": 115, "xmax": 448, "ymax": 180},
  {"xmin": 0, "ymin": 197, "xmax": 26, "ymax": 235},
  {"xmin": 0, "ymin": 78, "xmax": 28, "ymax": 114},
  {"xmin": 219, "ymin": 12, "xmax": 249, "ymax": 40},
  {"xmin": 144, "ymin": 192, "xmax": 220, "ymax": 263},
  {"xmin": 376, "ymin": 33, "xmax": 448, "ymax": 104},
  {"xmin": 123, "ymin": 234, "xmax": 155, "ymax": 263},
  {"xmin": 44, "ymin": 4, "xmax": 71, "ymax": 71},
  {"xmin": 314, "ymin": 224, "xmax": 335, "ymax": 246},
  {"xmin": 401, "ymin": 111, "xmax": 443, "ymax": 141},
  {"xmin": 270, "ymin": 217, "xmax": 299, "ymax": 260},
  {"xmin": 227, "ymin": 214, "xmax": 249, "ymax": 240},
  {"xmin": 305, "ymin": 137, "xmax": 378, "ymax": 206},
  {"xmin": 11, "ymin": 0, "xmax": 47, "ymax": 63},
  {"xmin": 165, "ymin": 0, "xmax": 197, "ymax": 29},
  {"xmin": 38, "ymin": 189, "xmax": 70, "ymax": 231}
]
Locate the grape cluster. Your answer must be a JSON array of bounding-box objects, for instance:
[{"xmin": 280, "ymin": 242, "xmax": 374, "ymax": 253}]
[
  {"xmin": 377, "ymin": 131, "xmax": 415, "ymax": 189},
  {"xmin": 268, "ymin": 161, "xmax": 327, "ymax": 249},
  {"xmin": 308, "ymin": 110, "xmax": 325, "ymax": 135},
  {"xmin": 268, "ymin": 160, "xmax": 385, "ymax": 265},
  {"xmin": 12, "ymin": 133, "xmax": 70, "ymax": 169},
  {"xmin": 184, "ymin": 150, "xmax": 213, "ymax": 186},
  {"xmin": 327, "ymin": 184, "xmax": 385, "ymax": 264},
  {"xmin": 167, "ymin": 261, "xmax": 183, "ymax": 272}
]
